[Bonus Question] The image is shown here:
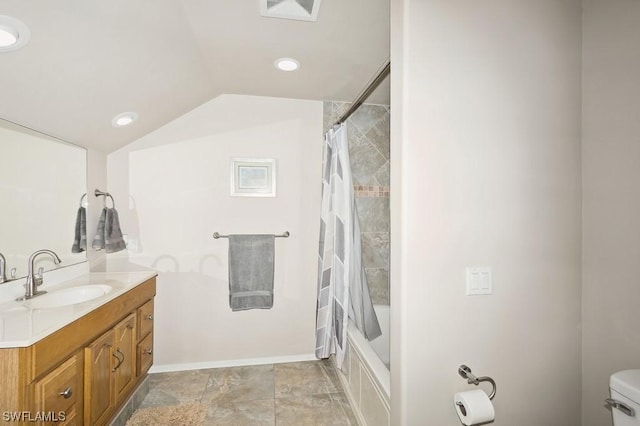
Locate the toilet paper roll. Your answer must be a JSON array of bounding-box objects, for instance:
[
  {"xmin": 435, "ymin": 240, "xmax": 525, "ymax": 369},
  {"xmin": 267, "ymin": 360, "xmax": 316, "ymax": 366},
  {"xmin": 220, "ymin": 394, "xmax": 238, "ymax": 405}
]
[{"xmin": 454, "ymin": 389, "xmax": 495, "ymax": 426}]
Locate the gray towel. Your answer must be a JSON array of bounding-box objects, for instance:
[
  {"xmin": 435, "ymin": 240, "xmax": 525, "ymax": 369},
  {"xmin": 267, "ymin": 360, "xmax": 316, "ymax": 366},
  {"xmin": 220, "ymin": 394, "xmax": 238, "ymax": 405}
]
[
  {"xmin": 71, "ymin": 206, "xmax": 87, "ymax": 253},
  {"xmin": 228, "ymin": 235, "xmax": 275, "ymax": 311},
  {"xmin": 104, "ymin": 208, "xmax": 126, "ymax": 253},
  {"xmin": 91, "ymin": 207, "xmax": 127, "ymax": 253},
  {"xmin": 91, "ymin": 207, "xmax": 107, "ymax": 250}
]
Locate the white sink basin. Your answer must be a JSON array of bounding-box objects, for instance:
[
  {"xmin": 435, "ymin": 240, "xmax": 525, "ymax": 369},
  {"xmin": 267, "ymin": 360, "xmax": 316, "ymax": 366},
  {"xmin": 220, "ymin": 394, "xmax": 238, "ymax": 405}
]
[{"xmin": 26, "ymin": 284, "xmax": 113, "ymax": 309}]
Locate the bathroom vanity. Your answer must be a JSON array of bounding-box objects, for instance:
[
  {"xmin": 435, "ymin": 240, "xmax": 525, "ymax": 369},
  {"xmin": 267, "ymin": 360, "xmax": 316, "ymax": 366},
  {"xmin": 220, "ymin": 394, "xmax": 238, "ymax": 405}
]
[{"xmin": 0, "ymin": 272, "xmax": 156, "ymax": 425}]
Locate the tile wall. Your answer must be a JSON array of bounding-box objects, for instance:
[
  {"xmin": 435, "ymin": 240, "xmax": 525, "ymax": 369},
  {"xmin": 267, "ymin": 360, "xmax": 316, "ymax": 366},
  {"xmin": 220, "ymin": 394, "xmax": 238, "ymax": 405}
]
[{"xmin": 323, "ymin": 101, "xmax": 390, "ymax": 305}]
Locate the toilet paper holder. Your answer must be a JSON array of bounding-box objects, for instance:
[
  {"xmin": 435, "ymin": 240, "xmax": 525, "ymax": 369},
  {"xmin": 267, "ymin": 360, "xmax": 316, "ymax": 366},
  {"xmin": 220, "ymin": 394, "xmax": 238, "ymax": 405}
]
[{"xmin": 458, "ymin": 365, "xmax": 497, "ymax": 400}]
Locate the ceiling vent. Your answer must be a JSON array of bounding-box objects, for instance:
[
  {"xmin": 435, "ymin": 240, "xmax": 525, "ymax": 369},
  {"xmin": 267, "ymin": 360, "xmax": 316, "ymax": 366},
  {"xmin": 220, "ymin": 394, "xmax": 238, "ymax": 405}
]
[{"xmin": 260, "ymin": 0, "xmax": 322, "ymax": 22}]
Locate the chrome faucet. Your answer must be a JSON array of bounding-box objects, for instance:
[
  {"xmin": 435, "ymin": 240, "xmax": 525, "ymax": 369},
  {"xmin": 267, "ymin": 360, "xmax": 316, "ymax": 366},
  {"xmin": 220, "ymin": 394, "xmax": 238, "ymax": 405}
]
[
  {"xmin": 0, "ymin": 253, "xmax": 6, "ymax": 283},
  {"xmin": 17, "ymin": 249, "xmax": 62, "ymax": 301}
]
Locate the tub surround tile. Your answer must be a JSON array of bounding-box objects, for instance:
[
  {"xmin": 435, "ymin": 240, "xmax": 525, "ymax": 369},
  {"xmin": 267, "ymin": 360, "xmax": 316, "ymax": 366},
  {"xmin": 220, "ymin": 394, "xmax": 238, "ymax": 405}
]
[
  {"xmin": 349, "ymin": 104, "xmax": 388, "ymax": 136},
  {"xmin": 333, "ymin": 101, "xmax": 350, "ymax": 119},
  {"xmin": 361, "ymin": 232, "xmax": 390, "ymax": 269},
  {"xmin": 366, "ymin": 268, "xmax": 390, "ymax": 305},
  {"xmin": 354, "ymin": 185, "xmax": 390, "ymax": 198},
  {"xmin": 350, "ymin": 146, "xmax": 387, "ymax": 186},
  {"xmin": 346, "ymin": 120, "xmax": 367, "ymax": 148},
  {"xmin": 374, "ymin": 161, "xmax": 390, "ymax": 186},
  {"xmin": 364, "ymin": 111, "xmax": 390, "ymax": 161},
  {"xmin": 355, "ymin": 198, "xmax": 390, "ymax": 233},
  {"xmin": 323, "ymin": 101, "xmax": 335, "ymax": 132}
]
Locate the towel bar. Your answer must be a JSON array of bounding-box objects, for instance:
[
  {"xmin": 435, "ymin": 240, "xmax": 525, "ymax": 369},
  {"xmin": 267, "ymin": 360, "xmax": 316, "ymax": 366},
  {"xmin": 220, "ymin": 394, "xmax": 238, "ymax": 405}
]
[
  {"xmin": 94, "ymin": 189, "xmax": 115, "ymax": 208},
  {"xmin": 213, "ymin": 231, "xmax": 290, "ymax": 239}
]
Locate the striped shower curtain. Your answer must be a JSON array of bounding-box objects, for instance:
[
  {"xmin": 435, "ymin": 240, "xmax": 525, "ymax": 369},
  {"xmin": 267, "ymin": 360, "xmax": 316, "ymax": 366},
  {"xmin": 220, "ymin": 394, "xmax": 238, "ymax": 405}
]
[{"xmin": 315, "ymin": 123, "xmax": 381, "ymax": 369}]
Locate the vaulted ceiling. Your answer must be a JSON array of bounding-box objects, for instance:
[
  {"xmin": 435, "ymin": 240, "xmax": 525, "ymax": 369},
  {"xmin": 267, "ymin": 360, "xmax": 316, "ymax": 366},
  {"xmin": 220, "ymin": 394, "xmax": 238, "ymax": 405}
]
[{"xmin": 0, "ymin": 0, "xmax": 389, "ymax": 152}]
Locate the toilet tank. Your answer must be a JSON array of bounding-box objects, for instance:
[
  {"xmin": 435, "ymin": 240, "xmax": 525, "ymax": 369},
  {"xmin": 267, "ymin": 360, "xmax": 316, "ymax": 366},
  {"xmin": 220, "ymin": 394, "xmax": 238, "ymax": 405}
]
[{"xmin": 610, "ymin": 370, "xmax": 640, "ymax": 426}]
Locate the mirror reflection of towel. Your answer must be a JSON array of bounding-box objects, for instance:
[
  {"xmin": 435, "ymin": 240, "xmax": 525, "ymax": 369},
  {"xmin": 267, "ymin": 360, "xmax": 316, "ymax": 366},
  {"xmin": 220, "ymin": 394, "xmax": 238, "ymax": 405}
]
[
  {"xmin": 92, "ymin": 207, "xmax": 126, "ymax": 253},
  {"xmin": 71, "ymin": 206, "xmax": 87, "ymax": 253}
]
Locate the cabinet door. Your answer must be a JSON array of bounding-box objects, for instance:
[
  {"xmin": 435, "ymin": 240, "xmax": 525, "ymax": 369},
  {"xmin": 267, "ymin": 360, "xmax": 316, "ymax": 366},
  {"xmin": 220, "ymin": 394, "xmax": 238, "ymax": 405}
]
[
  {"xmin": 113, "ymin": 313, "xmax": 136, "ymax": 401},
  {"xmin": 84, "ymin": 329, "xmax": 114, "ymax": 426},
  {"xmin": 32, "ymin": 351, "xmax": 82, "ymax": 426}
]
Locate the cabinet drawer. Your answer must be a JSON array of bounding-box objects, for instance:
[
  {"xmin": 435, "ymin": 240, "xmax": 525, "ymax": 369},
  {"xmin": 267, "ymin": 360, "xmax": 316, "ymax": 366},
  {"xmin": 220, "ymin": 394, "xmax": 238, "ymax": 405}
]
[
  {"xmin": 137, "ymin": 299, "xmax": 154, "ymax": 340},
  {"xmin": 137, "ymin": 332, "xmax": 153, "ymax": 377},
  {"xmin": 33, "ymin": 353, "xmax": 79, "ymax": 419}
]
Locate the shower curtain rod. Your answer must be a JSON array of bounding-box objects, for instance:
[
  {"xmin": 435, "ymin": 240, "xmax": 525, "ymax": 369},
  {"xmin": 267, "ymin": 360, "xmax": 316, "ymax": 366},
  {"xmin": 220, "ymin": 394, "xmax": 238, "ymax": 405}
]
[{"xmin": 332, "ymin": 59, "xmax": 391, "ymax": 127}]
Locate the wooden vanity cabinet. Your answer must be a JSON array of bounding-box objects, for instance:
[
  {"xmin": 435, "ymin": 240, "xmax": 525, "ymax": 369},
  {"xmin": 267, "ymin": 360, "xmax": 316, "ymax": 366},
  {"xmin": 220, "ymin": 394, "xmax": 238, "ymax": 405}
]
[{"xmin": 0, "ymin": 276, "xmax": 155, "ymax": 426}]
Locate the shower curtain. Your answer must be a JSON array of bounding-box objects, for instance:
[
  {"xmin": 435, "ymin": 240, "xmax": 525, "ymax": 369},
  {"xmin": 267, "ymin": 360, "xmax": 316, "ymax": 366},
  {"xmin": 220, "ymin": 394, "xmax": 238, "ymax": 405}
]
[{"xmin": 315, "ymin": 123, "xmax": 381, "ymax": 369}]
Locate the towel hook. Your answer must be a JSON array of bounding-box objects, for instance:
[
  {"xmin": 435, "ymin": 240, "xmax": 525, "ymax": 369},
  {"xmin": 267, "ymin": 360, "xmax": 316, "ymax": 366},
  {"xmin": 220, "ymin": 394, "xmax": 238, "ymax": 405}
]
[
  {"xmin": 458, "ymin": 365, "xmax": 496, "ymax": 400},
  {"xmin": 94, "ymin": 189, "xmax": 115, "ymax": 208}
]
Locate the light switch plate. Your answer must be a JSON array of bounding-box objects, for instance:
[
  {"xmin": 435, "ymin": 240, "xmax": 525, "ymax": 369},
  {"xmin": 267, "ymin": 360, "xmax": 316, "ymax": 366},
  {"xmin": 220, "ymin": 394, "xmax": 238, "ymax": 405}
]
[{"xmin": 466, "ymin": 267, "xmax": 492, "ymax": 295}]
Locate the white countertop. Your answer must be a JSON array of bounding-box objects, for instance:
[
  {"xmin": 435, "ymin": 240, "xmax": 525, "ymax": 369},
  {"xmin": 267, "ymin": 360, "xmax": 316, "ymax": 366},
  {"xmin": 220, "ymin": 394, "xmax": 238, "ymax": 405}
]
[{"xmin": 0, "ymin": 271, "xmax": 157, "ymax": 348}]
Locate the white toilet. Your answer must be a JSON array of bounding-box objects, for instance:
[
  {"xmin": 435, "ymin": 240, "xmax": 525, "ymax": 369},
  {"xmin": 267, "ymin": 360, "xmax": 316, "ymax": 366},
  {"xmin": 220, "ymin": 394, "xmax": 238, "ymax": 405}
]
[{"xmin": 609, "ymin": 370, "xmax": 640, "ymax": 425}]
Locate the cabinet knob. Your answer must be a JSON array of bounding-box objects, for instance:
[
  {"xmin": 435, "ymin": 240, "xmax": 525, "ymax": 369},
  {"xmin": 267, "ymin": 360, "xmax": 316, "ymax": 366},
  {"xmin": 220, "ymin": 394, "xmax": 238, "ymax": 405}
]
[
  {"xmin": 146, "ymin": 314, "xmax": 153, "ymax": 321},
  {"xmin": 144, "ymin": 348, "xmax": 153, "ymax": 355},
  {"xmin": 59, "ymin": 388, "xmax": 73, "ymax": 399}
]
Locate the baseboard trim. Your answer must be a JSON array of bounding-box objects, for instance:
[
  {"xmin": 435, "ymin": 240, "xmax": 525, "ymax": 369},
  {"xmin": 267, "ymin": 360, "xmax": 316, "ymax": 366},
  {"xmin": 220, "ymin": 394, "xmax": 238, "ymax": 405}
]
[{"xmin": 149, "ymin": 353, "xmax": 318, "ymax": 373}]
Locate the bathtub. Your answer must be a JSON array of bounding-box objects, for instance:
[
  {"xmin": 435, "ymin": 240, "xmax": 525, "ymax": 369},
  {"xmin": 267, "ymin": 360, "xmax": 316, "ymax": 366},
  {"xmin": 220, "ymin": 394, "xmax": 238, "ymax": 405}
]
[{"xmin": 336, "ymin": 305, "xmax": 390, "ymax": 426}]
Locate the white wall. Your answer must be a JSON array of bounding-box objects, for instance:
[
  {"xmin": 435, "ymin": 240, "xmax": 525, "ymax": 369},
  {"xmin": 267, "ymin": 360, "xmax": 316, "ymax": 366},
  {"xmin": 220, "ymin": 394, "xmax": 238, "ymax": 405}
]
[
  {"xmin": 107, "ymin": 95, "xmax": 322, "ymax": 368},
  {"xmin": 87, "ymin": 148, "xmax": 107, "ymax": 271},
  {"xmin": 391, "ymin": 1, "xmax": 582, "ymax": 424},
  {"xmin": 582, "ymin": 1, "xmax": 640, "ymax": 425}
]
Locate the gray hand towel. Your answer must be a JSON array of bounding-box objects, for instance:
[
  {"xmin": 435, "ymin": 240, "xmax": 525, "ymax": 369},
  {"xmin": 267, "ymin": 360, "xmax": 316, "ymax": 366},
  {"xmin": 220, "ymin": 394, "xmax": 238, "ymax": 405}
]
[
  {"xmin": 228, "ymin": 235, "xmax": 275, "ymax": 311},
  {"xmin": 91, "ymin": 207, "xmax": 126, "ymax": 253},
  {"xmin": 104, "ymin": 207, "xmax": 126, "ymax": 253},
  {"xmin": 91, "ymin": 207, "xmax": 107, "ymax": 250},
  {"xmin": 71, "ymin": 206, "xmax": 87, "ymax": 253}
]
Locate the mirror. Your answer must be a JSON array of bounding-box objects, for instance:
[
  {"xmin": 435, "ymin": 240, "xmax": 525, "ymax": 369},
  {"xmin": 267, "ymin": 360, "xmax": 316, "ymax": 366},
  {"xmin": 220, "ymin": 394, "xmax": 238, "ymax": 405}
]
[{"xmin": 0, "ymin": 118, "xmax": 87, "ymax": 280}]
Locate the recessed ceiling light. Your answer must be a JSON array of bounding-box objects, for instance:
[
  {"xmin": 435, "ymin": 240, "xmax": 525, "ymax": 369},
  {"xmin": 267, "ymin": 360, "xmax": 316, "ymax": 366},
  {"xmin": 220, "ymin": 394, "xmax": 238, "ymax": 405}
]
[
  {"xmin": 112, "ymin": 112, "xmax": 138, "ymax": 128},
  {"xmin": 0, "ymin": 26, "xmax": 17, "ymax": 47},
  {"xmin": 0, "ymin": 16, "xmax": 31, "ymax": 52},
  {"xmin": 274, "ymin": 58, "xmax": 300, "ymax": 72}
]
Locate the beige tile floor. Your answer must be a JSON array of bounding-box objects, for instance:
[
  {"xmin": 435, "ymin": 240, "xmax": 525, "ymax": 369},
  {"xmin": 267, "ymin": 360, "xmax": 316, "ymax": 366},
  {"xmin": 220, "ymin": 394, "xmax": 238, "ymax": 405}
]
[{"xmin": 138, "ymin": 360, "xmax": 358, "ymax": 425}]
